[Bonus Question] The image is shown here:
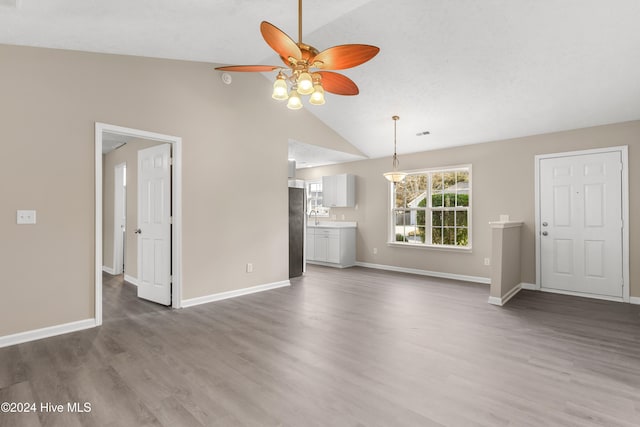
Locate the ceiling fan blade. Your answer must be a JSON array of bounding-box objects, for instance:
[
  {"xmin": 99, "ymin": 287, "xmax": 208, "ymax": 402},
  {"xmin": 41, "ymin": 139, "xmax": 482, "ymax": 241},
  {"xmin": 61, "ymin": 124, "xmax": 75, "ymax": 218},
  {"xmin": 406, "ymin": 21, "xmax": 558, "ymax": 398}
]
[
  {"xmin": 313, "ymin": 44, "xmax": 380, "ymax": 70},
  {"xmin": 215, "ymin": 65, "xmax": 281, "ymax": 72},
  {"xmin": 260, "ymin": 21, "xmax": 302, "ymax": 63},
  {"xmin": 317, "ymin": 71, "xmax": 359, "ymax": 96}
]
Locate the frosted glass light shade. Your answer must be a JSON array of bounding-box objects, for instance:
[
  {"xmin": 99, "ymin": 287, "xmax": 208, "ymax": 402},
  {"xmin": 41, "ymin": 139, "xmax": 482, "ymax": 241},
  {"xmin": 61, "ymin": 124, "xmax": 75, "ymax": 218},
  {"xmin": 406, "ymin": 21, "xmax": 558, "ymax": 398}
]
[
  {"xmin": 287, "ymin": 88, "xmax": 303, "ymax": 110},
  {"xmin": 297, "ymin": 72, "xmax": 314, "ymax": 95},
  {"xmin": 309, "ymin": 84, "xmax": 325, "ymax": 105},
  {"xmin": 272, "ymin": 77, "xmax": 288, "ymax": 100},
  {"xmin": 383, "ymin": 171, "xmax": 407, "ymax": 183}
]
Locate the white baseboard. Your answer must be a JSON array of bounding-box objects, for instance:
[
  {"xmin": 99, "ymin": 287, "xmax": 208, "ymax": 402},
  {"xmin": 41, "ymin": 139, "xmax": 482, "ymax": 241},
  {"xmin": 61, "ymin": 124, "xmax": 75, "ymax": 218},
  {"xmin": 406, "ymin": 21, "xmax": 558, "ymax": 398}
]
[
  {"xmin": 354, "ymin": 261, "xmax": 490, "ymax": 284},
  {"xmin": 488, "ymin": 283, "xmax": 522, "ymax": 306},
  {"xmin": 630, "ymin": 297, "xmax": 640, "ymax": 305},
  {"xmin": 307, "ymin": 260, "xmax": 355, "ymax": 269},
  {"xmin": 181, "ymin": 280, "xmax": 291, "ymax": 308},
  {"xmin": 488, "ymin": 296, "xmax": 502, "ymax": 306},
  {"xmin": 520, "ymin": 282, "xmax": 537, "ymax": 290},
  {"xmin": 102, "ymin": 266, "xmax": 115, "ymax": 275},
  {"xmin": 124, "ymin": 274, "xmax": 139, "ymax": 286},
  {"xmin": 0, "ymin": 318, "xmax": 96, "ymax": 349}
]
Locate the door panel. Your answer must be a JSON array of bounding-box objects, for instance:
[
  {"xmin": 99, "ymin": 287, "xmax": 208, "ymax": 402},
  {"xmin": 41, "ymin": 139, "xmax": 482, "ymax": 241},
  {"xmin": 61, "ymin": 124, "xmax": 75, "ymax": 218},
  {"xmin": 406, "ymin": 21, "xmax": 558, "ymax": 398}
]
[
  {"xmin": 327, "ymin": 237, "xmax": 340, "ymax": 264},
  {"xmin": 540, "ymin": 151, "xmax": 622, "ymax": 297},
  {"xmin": 137, "ymin": 144, "xmax": 172, "ymax": 305},
  {"xmin": 315, "ymin": 236, "xmax": 328, "ymax": 262}
]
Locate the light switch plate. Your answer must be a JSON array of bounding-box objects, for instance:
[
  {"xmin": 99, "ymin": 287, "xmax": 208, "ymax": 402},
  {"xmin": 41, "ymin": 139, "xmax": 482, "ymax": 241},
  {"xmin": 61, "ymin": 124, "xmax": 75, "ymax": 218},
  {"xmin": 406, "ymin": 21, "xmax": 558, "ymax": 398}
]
[{"xmin": 17, "ymin": 210, "xmax": 36, "ymax": 224}]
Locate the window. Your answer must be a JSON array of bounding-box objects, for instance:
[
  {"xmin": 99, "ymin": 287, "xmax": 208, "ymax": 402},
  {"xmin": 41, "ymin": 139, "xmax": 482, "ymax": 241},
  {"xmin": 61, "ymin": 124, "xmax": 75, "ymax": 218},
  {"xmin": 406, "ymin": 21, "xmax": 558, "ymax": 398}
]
[
  {"xmin": 390, "ymin": 166, "xmax": 471, "ymax": 248},
  {"xmin": 306, "ymin": 180, "xmax": 330, "ymax": 217}
]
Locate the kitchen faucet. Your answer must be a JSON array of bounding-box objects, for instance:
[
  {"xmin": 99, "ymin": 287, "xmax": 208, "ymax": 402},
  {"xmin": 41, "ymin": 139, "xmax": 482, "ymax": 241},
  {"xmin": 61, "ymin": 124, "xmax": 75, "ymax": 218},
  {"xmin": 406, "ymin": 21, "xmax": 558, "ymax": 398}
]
[{"xmin": 309, "ymin": 210, "xmax": 320, "ymax": 226}]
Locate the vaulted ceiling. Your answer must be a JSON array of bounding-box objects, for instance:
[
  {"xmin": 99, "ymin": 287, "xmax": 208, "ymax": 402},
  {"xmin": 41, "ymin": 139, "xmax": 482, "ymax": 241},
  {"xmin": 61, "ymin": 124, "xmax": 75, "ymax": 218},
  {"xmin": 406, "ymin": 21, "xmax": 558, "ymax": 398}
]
[{"xmin": 2, "ymin": 0, "xmax": 640, "ymax": 160}]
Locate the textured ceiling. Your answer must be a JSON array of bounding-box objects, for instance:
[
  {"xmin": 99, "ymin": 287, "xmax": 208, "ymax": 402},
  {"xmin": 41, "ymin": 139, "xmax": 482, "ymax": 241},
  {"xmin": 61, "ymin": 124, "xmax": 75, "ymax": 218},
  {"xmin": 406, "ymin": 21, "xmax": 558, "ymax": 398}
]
[{"xmin": 2, "ymin": 0, "xmax": 640, "ymax": 160}]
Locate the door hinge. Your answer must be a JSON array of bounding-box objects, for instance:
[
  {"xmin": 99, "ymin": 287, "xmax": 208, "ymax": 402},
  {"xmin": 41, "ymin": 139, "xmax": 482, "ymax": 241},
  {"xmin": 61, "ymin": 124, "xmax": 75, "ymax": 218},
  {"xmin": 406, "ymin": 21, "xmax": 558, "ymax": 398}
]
[
  {"xmin": 169, "ymin": 157, "xmax": 174, "ymax": 166},
  {"xmin": 170, "ymin": 275, "xmax": 173, "ymax": 283},
  {"xmin": 169, "ymin": 216, "xmax": 173, "ymax": 224}
]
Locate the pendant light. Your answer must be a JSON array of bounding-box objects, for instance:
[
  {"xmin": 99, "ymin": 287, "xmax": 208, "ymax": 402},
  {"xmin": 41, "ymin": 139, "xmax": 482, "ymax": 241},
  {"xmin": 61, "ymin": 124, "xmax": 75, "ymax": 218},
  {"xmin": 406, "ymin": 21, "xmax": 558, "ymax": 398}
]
[{"xmin": 383, "ymin": 115, "xmax": 407, "ymax": 183}]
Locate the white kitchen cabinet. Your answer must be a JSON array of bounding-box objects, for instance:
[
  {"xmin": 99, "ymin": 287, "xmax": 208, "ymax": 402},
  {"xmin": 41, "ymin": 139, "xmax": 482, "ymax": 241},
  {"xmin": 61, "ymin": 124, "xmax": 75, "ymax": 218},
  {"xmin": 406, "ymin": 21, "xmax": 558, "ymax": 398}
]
[
  {"xmin": 322, "ymin": 174, "xmax": 355, "ymax": 207},
  {"xmin": 306, "ymin": 225, "xmax": 356, "ymax": 268},
  {"xmin": 306, "ymin": 232, "xmax": 315, "ymax": 261},
  {"xmin": 327, "ymin": 234, "xmax": 341, "ymax": 263}
]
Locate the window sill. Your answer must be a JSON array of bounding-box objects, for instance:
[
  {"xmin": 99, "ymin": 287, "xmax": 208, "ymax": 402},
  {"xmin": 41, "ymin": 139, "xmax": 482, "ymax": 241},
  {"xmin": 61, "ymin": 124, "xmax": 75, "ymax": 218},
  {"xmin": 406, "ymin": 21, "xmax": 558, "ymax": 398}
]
[{"xmin": 386, "ymin": 242, "xmax": 473, "ymax": 253}]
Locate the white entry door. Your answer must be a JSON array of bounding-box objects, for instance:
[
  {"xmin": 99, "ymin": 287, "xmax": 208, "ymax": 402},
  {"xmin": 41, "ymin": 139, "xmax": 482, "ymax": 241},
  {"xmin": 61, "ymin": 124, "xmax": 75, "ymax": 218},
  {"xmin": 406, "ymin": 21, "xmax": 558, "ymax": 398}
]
[
  {"xmin": 539, "ymin": 150, "xmax": 623, "ymax": 298},
  {"xmin": 137, "ymin": 144, "xmax": 172, "ymax": 305}
]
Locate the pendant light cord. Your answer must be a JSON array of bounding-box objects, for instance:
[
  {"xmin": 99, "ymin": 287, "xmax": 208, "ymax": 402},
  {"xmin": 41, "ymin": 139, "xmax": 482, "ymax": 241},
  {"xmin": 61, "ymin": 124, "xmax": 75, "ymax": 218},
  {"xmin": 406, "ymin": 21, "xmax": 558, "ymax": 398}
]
[{"xmin": 392, "ymin": 115, "xmax": 400, "ymax": 170}]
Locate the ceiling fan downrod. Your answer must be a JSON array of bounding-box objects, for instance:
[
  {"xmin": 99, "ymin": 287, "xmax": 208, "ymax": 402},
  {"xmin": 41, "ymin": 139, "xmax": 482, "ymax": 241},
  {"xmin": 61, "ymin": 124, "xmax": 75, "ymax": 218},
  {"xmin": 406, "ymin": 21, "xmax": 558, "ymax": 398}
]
[{"xmin": 298, "ymin": 0, "xmax": 303, "ymax": 45}]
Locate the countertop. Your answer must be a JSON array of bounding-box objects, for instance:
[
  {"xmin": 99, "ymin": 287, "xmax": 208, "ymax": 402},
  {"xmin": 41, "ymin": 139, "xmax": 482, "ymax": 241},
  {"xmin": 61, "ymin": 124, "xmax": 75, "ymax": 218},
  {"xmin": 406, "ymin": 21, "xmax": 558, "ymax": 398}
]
[{"xmin": 307, "ymin": 221, "xmax": 357, "ymax": 229}]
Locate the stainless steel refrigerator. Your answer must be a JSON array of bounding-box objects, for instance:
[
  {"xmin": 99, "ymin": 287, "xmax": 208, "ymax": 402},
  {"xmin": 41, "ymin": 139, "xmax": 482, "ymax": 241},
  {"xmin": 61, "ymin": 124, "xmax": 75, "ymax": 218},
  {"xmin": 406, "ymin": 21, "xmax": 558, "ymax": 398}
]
[{"xmin": 289, "ymin": 186, "xmax": 305, "ymax": 278}]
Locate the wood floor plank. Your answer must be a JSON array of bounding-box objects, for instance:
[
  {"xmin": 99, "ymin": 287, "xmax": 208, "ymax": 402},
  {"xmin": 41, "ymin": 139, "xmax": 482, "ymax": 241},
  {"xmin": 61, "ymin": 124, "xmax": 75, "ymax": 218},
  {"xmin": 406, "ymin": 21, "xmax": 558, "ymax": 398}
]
[{"xmin": 2, "ymin": 267, "xmax": 640, "ymax": 426}]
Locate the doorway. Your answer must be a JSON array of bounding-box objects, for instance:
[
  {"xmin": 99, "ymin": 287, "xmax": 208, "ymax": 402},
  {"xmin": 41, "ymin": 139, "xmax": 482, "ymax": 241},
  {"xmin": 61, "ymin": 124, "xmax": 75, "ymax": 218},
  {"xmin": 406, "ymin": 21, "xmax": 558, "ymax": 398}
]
[
  {"xmin": 95, "ymin": 123, "xmax": 183, "ymax": 326},
  {"xmin": 535, "ymin": 146, "xmax": 629, "ymax": 302},
  {"xmin": 113, "ymin": 162, "xmax": 126, "ymax": 275}
]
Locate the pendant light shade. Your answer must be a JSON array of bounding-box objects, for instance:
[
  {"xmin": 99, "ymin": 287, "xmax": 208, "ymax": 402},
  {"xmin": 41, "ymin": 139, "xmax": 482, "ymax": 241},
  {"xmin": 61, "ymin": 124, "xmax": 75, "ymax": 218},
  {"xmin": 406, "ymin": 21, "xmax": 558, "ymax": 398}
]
[
  {"xmin": 383, "ymin": 171, "xmax": 408, "ymax": 183},
  {"xmin": 383, "ymin": 116, "xmax": 406, "ymax": 183}
]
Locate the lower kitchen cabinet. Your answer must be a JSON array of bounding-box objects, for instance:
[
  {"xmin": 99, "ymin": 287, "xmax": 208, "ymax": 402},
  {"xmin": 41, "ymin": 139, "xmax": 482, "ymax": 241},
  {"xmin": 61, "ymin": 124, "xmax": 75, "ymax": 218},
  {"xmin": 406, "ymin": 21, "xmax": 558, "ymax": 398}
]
[{"xmin": 306, "ymin": 227, "xmax": 356, "ymax": 268}]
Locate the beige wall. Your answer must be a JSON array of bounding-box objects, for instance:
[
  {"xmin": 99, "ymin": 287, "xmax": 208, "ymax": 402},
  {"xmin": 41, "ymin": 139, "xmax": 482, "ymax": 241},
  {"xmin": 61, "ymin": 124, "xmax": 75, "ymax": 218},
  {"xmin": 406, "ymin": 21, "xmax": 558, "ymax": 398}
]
[
  {"xmin": 489, "ymin": 224, "xmax": 523, "ymax": 301},
  {"xmin": 0, "ymin": 43, "xmax": 358, "ymax": 337},
  {"xmin": 298, "ymin": 120, "xmax": 640, "ymax": 297},
  {"xmin": 102, "ymin": 138, "xmax": 165, "ymax": 278}
]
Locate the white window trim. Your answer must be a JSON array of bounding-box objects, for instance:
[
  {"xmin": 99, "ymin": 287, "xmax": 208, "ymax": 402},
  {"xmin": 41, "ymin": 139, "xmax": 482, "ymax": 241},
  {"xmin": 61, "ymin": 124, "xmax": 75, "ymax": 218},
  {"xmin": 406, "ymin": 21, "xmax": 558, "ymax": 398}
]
[{"xmin": 387, "ymin": 164, "xmax": 472, "ymax": 251}]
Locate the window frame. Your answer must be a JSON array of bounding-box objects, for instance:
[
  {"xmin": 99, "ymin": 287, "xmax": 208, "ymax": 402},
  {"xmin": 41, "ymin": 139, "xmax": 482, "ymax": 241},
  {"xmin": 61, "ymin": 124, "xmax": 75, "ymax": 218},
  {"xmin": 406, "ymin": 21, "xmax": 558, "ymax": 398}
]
[
  {"xmin": 305, "ymin": 179, "xmax": 330, "ymax": 217},
  {"xmin": 387, "ymin": 164, "xmax": 472, "ymax": 251}
]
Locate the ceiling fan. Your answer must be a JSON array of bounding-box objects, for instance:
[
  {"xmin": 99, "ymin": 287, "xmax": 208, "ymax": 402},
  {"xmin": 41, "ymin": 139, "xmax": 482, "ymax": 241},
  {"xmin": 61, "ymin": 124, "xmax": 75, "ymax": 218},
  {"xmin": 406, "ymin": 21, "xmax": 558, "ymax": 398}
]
[{"xmin": 215, "ymin": 0, "xmax": 380, "ymax": 109}]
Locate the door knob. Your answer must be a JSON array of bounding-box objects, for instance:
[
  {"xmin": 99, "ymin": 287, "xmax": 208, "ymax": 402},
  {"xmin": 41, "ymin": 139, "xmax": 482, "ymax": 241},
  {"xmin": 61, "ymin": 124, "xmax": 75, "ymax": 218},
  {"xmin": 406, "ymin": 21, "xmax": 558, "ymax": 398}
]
[
  {"xmin": 134, "ymin": 228, "xmax": 142, "ymax": 234},
  {"xmin": 542, "ymin": 231, "xmax": 548, "ymax": 236},
  {"xmin": 542, "ymin": 222, "xmax": 548, "ymax": 227}
]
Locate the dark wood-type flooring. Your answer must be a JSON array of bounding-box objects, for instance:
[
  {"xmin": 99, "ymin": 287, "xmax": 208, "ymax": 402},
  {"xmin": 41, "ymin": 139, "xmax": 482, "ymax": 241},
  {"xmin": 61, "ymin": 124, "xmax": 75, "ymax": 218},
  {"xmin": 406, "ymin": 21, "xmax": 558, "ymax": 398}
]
[{"xmin": 1, "ymin": 266, "xmax": 640, "ymax": 426}]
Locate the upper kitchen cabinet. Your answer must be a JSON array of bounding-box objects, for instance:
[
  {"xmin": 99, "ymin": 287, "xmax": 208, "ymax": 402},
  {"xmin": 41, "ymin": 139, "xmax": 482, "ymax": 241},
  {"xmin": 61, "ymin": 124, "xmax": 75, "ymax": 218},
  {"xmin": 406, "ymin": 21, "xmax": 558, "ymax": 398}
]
[{"xmin": 322, "ymin": 174, "xmax": 356, "ymax": 207}]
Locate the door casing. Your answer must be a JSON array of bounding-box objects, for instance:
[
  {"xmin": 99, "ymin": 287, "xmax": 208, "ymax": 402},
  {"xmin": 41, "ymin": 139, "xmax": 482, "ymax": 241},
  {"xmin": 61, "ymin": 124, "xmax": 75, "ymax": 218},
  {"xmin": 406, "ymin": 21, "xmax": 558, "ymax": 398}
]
[
  {"xmin": 95, "ymin": 123, "xmax": 183, "ymax": 326},
  {"xmin": 534, "ymin": 146, "xmax": 629, "ymax": 302}
]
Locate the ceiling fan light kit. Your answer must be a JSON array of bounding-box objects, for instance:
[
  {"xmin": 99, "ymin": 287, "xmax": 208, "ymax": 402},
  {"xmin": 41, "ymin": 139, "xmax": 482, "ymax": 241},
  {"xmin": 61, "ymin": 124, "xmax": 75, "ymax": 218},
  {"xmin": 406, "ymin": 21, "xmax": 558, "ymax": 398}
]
[
  {"xmin": 272, "ymin": 73, "xmax": 289, "ymax": 100},
  {"xmin": 383, "ymin": 115, "xmax": 407, "ymax": 183},
  {"xmin": 287, "ymin": 86, "xmax": 303, "ymax": 110},
  {"xmin": 215, "ymin": 0, "xmax": 379, "ymax": 110}
]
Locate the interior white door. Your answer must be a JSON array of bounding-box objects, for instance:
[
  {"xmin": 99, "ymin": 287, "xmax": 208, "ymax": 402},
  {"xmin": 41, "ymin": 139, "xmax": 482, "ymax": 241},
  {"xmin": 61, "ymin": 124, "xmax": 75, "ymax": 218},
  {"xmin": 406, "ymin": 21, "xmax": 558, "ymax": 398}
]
[
  {"xmin": 539, "ymin": 151, "xmax": 623, "ymax": 298},
  {"xmin": 137, "ymin": 144, "xmax": 172, "ymax": 305}
]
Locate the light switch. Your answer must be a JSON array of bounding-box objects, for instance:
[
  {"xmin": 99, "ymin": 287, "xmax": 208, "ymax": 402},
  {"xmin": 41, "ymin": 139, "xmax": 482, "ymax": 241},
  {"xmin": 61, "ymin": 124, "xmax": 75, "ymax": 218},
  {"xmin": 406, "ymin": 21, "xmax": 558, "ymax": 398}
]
[{"xmin": 17, "ymin": 210, "xmax": 36, "ymax": 224}]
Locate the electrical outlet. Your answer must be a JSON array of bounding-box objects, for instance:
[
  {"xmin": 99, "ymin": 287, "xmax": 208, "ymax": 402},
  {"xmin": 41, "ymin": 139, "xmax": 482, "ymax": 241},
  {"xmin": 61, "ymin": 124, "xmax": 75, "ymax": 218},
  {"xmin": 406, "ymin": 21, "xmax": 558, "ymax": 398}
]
[
  {"xmin": 246, "ymin": 263, "xmax": 253, "ymax": 273},
  {"xmin": 17, "ymin": 210, "xmax": 36, "ymax": 224},
  {"xmin": 373, "ymin": 248, "xmax": 378, "ymax": 255},
  {"xmin": 484, "ymin": 258, "xmax": 490, "ymax": 266}
]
